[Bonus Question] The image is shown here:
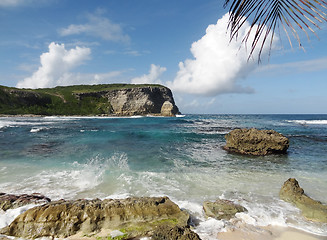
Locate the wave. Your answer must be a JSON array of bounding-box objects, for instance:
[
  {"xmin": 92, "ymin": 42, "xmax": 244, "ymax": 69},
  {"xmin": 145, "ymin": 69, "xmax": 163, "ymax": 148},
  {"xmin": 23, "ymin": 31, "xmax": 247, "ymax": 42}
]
[
  {"xmin": 287, "ymin": 120, "xmax": 327, "ymax": 125},
  {"xmin": 0, "ymin": 204, "xmax": 39, "ymax": 229},
  {"xmin": 30, "ymin": 127, "xmax": 49, "ymax": 133}
]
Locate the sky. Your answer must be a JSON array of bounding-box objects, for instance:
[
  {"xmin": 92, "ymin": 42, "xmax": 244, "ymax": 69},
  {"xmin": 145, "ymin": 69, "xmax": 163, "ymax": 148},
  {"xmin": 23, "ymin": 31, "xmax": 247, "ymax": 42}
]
[{"xmin": 1, "ymin": 0, "xmax": 327, "ymax": 114}]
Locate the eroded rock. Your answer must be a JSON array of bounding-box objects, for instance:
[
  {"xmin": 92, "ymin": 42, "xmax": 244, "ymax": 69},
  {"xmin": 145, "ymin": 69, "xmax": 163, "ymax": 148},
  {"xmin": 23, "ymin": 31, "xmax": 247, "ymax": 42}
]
[
  {"xmin": 203, "ymin": 199, "xmax": 247, "ymax": 220},
  {"xmin": 152, "ymin": 225, "xmax": 201, "ymax": 240},
  {"xmin": 280, "ymin": 178, "xmax": 327, "ymax": 223},
  {"xmin": 1, "ymin": 197, "xmax": 189, "ymax": 239},
  {"xmin": 223, "ymin": 128, "xmax": 289, "ymax": 156},
  {"xmin": 161, "ymin": 101, "xmax": 179, "ymax": 117},
  {"xmin": 0, "ymin": 193, "xmax": 50, "ymax": 211}
]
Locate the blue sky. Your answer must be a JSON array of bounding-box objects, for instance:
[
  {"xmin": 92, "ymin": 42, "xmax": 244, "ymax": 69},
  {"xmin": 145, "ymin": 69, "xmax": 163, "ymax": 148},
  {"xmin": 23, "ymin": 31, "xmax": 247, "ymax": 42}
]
[{"xmin": 1, "ymin": 0, "xmax": 327, "ymax": 114}]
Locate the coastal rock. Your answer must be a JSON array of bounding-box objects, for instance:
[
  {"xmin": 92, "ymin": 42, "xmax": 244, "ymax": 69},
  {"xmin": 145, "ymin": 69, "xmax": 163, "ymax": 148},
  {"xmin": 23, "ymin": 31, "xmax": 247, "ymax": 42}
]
[
  {"xmin": 279, "ymin": 178, "xmax": 327, "ymax": 223},
  {"xmin": 75, "ymin": 86, "xmax": 180, "ymax": 116},
  {"xmin": 1, "ymin": 197, "xmax": 189, "ymax": 239},
  {"xmin": 0, "ymin": 193, "xmax": 50, "ymax": 211},
  {"xmin": 152, "ymin": 225, "xmax": 201, "ymax": 240},
  {"xmin": 203, "ymin": 199, "xmax": 247, "ymax": 220},
  {"xmin": 223, "ymin": 128, "xmax": 289, "ymax": 156}
]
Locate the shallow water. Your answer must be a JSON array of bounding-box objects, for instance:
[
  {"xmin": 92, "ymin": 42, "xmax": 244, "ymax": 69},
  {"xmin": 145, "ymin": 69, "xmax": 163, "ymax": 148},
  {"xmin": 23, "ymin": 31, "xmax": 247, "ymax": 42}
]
[{"xmin": 0, "ymin": 114, "xmax": 326, "ymax": 238}]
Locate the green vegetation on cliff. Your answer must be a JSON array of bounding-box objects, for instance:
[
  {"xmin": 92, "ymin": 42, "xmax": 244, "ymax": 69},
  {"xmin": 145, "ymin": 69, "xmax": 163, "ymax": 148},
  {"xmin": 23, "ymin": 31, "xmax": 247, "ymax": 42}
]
[{"xmin": 0, "ymin": 84, "xmax": 163, "ymax": 116}]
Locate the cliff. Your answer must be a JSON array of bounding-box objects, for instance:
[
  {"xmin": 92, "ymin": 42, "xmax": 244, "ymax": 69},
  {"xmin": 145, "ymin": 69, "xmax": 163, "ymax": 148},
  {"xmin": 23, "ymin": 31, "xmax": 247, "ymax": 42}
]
[{"xmin": 0, "ymin": 84, "xmax": 180, "ymax": 116}]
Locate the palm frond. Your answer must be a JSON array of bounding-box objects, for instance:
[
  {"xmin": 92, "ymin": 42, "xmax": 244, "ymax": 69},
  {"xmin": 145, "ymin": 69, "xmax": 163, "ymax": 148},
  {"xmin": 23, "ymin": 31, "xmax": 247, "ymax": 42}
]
[{"xmin": 224, "ymin": 0, "xmax": 327, "ymax": 62}]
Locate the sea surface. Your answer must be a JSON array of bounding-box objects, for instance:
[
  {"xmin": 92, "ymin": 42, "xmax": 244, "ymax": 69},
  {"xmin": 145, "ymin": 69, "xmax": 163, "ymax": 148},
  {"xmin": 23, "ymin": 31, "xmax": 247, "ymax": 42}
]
[{"xmin": 0, "ymin": 114, "xmax": 327, "ymax": 239}]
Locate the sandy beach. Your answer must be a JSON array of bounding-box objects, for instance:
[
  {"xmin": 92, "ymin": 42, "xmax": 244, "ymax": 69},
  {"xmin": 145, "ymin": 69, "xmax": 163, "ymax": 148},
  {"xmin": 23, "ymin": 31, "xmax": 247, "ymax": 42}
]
[{"xmin": 217, "ymin": 225, "xmax": 327, "ymax": 240}]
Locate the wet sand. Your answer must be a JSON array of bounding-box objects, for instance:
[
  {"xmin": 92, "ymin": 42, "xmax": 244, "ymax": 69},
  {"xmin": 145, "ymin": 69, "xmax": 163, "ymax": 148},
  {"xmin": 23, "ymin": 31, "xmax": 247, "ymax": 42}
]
[{"xmin": 217, "ymin": 225, "xmax": 327, "ymax": 240}]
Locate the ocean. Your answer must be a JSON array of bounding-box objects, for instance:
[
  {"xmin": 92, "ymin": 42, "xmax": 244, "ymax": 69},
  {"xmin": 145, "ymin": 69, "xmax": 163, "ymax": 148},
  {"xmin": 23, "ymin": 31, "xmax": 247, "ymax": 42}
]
[{"xmin": 0, "ymin": 114, "xmax": 326, "ymax": 238}]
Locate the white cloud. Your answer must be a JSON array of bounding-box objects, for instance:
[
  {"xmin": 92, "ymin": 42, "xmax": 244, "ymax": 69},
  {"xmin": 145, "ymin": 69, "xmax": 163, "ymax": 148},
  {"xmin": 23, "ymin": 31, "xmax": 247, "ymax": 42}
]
[
  {"xmin": 16, "ymin": 42, "xmax": 92, "ymax": 89},
  {"xmin": 257, "ymin": 56, "xmax": 327, "ymax": 75},
  {"xmin": 59, "ymin": 11, "xmax": 130, "ymax": 43},
  {"xmin": 131, "ymin": 64, "xmax": 166, "ymax": 84},
  {"xmin": 0, "ymin": 0, "xmax": 49, "ymax": 7},
  {"xmin": 168, "ymin": 13, "xmax": 274, "ymax": 96},
  {"xmin": 0, "ymin": 0, "xmax": 22, "ymax": 7}
]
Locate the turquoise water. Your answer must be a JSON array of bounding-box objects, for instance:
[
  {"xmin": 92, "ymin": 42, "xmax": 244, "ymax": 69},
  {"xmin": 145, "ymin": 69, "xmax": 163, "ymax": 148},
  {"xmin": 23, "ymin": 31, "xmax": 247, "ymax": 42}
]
[{"xmin": 0, "ymin": 115, "xmax": 327, "ymax": 238}]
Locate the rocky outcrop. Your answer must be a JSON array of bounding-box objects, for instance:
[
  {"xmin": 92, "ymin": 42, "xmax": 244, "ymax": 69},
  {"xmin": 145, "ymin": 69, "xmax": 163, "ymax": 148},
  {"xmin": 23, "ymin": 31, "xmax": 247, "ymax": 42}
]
[
  {"xmin": 279, "ymin": 178, "xmax": 327, "ymax": 223},
  {"xmin": 0, "ymin": 193, "xmax": 50, "ymax": 211},
  {"xmin": 75, "ymin": 86, "xmax": 180, "ymax": 116},
  {"xmin": 1, "ymin": 197, "xmax": 189, "ymax": 239},
  {"xmin": 203, "ymin": 199, "xmax": 247, "ymax": 220},
  {"xmin": 161, "ymin": 101, "xmax": 179, "ymax": 117},
  {"xmin": 223, "ymin": 128, "xmax": 289, "ymax": 156},
  {"xmin": 152, "ymin": 225, "xmax": 201, "ymax": 240}
]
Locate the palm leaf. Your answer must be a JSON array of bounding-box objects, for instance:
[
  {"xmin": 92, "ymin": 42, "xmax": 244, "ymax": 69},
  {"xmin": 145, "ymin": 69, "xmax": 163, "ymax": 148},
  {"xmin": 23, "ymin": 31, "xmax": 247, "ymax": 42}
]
[{"xmin": 224, "ymin": 0, "xmax": 327, "ymax": 62}]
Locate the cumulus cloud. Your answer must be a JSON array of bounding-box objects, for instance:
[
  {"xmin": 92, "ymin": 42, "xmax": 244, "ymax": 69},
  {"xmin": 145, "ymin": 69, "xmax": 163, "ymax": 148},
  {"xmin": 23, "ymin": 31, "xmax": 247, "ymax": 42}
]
[
  {"xmin": 0, "ymin": 0, "xmax": 22, "ymax": 7},
  {"xmin": 131, "ymin": 64, "xmax": 166, "ymax": 84},
  {"xmin": 17, "ymin": 42, "xmax": 91, "ymax": 89},
  {"xmin": 0, "ymin": 0, "xmax": 48, "ymax": 7},
  {"xmin": 59, "ymin": 11, "xmax": 130, "ymax": 43},
  {"xmin": 168, "ymin": 13, "xmax": 274, "ymax": 96}
]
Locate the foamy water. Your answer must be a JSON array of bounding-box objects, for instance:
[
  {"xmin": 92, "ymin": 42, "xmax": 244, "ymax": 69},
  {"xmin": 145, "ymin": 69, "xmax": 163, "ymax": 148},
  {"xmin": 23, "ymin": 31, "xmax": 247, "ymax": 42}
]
[{"xmin": 0, "ymin": 115, "xmax": 327, "ymax": 239}]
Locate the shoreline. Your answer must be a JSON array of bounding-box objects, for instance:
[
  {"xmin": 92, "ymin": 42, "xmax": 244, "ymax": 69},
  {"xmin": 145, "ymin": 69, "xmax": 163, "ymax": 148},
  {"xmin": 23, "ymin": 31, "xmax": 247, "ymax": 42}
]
[{"xmin": 217, "ymin": 225, "xmax": 327, "ymax": 240}]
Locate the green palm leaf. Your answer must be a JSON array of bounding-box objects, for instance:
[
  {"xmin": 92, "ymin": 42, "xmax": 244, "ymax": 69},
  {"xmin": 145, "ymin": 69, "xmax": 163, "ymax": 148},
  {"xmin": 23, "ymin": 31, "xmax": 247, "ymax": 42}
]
[{"xmin": 224, "ymin": 0, "xmax": 327, "ymax": 62}]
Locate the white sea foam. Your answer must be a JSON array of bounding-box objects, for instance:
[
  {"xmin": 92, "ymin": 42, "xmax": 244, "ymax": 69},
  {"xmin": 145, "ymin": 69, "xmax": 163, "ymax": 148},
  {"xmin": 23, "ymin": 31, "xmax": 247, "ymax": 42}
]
[
  {"xmin": 195, "ymin": 218, "xmax": 226, "ymax": 240},
  {"xmin": 0, "ymin": 204, "xmax": 38, "ymax": 229},
  {"xmin": 176, "ymin": 114, "xmax": 186, "ymax": 118},
  {"xmin": 0, "ymin": 153, "xmax": 129, "ymax": 200},
  {"xmin": 287, "ymin": 120, "xmax": 327, "ymax": 125},
  {"xmin": 30, "ymin": 127, "xmax": 48, "ymax": 133}
]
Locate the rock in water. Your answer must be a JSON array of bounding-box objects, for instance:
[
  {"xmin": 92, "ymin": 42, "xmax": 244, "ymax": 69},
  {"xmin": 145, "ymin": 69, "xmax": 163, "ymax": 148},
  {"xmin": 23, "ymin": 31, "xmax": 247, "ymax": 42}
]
[
  {"xmin": 223, "ymin": 128, "xmax": 289, "ymax": 156},
  {"xmin": 203, "ymin": 199, "xmax": 247, "ymax": 220},
  {"xmin": 1, "ymin": 197, "xmax": 189, "ymax": 239},
  {"xmin": 0, "ymin": 193, "xmax": 50, "ymax": 211},
  {"xmin": 280, "ymin": 178, "xmax": 327, "ymax": 223}
]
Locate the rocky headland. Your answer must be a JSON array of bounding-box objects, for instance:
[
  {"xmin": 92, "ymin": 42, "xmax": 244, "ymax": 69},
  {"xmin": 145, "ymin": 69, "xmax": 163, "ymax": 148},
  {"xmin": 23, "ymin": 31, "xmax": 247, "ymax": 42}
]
[
  {"xmin": 0, "ymin": 84, "xmax": 180, "ymax": 117},
  {"xmin": 223, "ymin": 128, "xmax": 289, "ymax": 156}
]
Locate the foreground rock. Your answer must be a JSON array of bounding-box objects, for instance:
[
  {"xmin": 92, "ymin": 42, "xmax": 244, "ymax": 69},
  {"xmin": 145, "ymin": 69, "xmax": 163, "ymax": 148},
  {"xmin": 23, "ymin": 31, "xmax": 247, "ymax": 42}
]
[
  {"xmin": 152, "ymin": 225, "xmax": 201, "ymax": 240},
  {"xmin": 280, "ymin": 178, "xmax": 327, "ymax": 223},
  {"xmin": 203, "ymin": 199, "xmax": 247, "ymax": 220},
  {"xmin": 0, "ymin": 193, "xmax": 50, "ymax": 211},
  {"xmin": 223, "ymin": 128, "xmax": 289, "ymax": 156},
  {"xmin": 1, "ymin": 197, "xmax": 190, "ymax": 239}
]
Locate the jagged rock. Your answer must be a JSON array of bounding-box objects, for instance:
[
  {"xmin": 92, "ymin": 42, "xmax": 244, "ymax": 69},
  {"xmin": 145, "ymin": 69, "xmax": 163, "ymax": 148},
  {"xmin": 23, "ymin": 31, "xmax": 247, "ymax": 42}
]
[
  {"xmin": 0, "ymin": 193, "xmax": 50, "ymax": 211},
  {"xmin": 152, "ymin": 225, "xmax": 201, "ymax": 240},
  {"xmin": 203, "ymin": 199, "xmax": 247, "ymax": 220},
  {"xmin": 223, "ymin": 128, "xmax": 289, "ymax": 156},
  {"xmin": 1, "ymin": 197, "xmax": 189, "ymax": 239},
  {"xmin": 279, "ymin": 178, "xmax": 327, "ymax": 223}
]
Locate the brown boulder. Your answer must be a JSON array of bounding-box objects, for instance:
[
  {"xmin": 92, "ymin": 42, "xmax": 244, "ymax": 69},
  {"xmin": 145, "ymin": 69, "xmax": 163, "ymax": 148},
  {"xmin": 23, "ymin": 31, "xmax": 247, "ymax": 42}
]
[
  {"xmin": 0, "ymin": 193, "xmax": 50, "ymax": 211},
  {"xmin": 152, "ymin": 225, "xmax": 201, "ymax": 240},
  {"xmin": 203, "ymin": 199, "xmax": 247, "ymax": 220},
  {"xmin": 1, "ymin": 197, "xmax": 189, "ymax": 239},
  {"xmin": 280, "ymin": 178, "xmax": 327, "ymax": 223},
  {"xmin": 223, "ymin": 128, "xmax": 289, "ymax": 156}
]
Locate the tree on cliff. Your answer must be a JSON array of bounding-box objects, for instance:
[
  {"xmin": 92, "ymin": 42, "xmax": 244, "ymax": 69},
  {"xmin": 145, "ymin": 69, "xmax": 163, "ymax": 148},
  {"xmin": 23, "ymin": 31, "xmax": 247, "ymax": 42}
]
[{"xmin": 224, "ymin": 0, "xmax": 327, "ymax": 61}]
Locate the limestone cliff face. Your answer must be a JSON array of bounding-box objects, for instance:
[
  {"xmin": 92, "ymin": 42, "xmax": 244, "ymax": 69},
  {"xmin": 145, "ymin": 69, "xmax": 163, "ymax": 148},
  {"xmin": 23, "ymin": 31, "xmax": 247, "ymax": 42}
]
[{"xmin": 75, "ymin": 86, "xmax": 180, "ymax": 116}]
